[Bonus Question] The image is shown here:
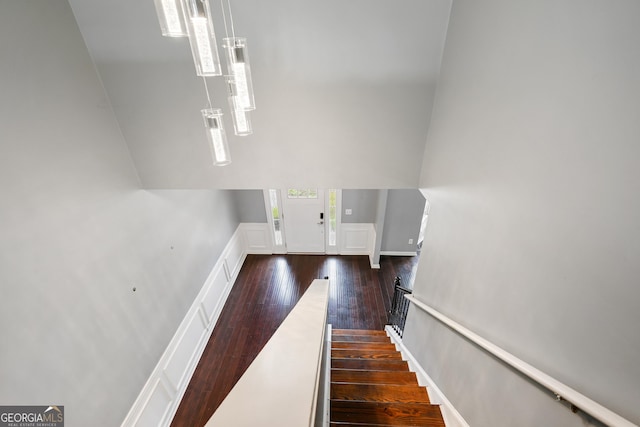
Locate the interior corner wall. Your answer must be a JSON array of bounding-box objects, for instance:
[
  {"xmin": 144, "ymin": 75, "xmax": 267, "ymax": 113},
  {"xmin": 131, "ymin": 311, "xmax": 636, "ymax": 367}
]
[
  {"xmin": 0, "ymin": 2, "xmax": 240, "ymax": 426},
  {"xmin": 406, "ymin": 0, "xmax": 640, "ymax": 425},
  {"xmin": 232, "ymin": 189, "xmax": 268, "ymax": 223},
  {"xmin": 381, "ymin": 189, "xmax": 425, "ymax": 253}
]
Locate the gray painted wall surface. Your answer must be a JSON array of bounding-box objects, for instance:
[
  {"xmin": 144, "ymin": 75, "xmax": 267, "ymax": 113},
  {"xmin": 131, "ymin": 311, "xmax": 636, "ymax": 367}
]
[
  {"xmin": 342, "ymin": 190, "xmax": 379, "ymax": 223},
  {"xmin": 371, "ymin": 190, "xmax": 388, "ymax": 266},
  {"xmin": 77, "ymin": 0, "xmax": 453, "ymax": 190},
  {"xmin": 408, "ymin": 0, "xmax": 640, "ymax": 425},
  {"xmin": 0, "ymin": 3, "xmax": 239, "ymax": 426},
  {"xmin": 381, "ymin": 189, "xmax": 425, "ymax": 252},
  {"xmin": 233, "ymin": 190, "xmax": 268, "ymax": 223}
]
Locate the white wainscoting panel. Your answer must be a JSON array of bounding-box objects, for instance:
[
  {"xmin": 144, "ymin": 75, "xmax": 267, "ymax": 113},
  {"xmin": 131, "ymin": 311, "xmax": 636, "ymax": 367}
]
[
  {"xmin": 239, "ymin": 223, "xmax": 272, "ymax": 254},
  {"xmin": 134, "ymin": 379, "xmax": 173, "ymax": 427},
  {"xmin": 225, "ymin": 232, "xmax": 244, "ymax": 280},
  {"xmin": 121, "ymin": 225, "xmax": 248, "ymax": 427},
  {"xmin": 163, "ymin": 312, "xmax": 207, "ymax": 392},
  {"xmin": 200, "ymin": 266, "xmax": 228, "ymax": 325},
  {"xmin": 340, "ymin": 223, "xmax": 375, "ymax": 256}
]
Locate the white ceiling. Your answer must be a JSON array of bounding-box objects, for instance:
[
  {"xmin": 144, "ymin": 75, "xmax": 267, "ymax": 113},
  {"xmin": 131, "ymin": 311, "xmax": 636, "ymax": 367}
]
[{"xmin": 68, "ymin": 0, "xmax": 452, "ymax": 189}]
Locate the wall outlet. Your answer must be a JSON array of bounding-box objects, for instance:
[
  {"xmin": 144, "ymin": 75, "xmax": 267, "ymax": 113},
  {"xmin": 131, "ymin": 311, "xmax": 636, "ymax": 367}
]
[
  {"xmin": 408, "ymin": 239, "xmax": 414, "ymax": 245},
  {"xmin": 345, "ymin": 209, "xmax": 352, "ymax": 215}
]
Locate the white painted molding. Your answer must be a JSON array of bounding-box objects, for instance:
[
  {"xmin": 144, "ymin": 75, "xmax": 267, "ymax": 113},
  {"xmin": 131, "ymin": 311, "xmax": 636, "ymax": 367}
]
[
  {"xmin": 405, "ymin": 296, "xmax": 638, "ymax": 427},
  {"xmin": 239, "ymin": 223, "xmax": 273, "ymax": 254},
  {"xmin": 385, "ymin": 325, "xmax": 470, "ymax": 427},
  {"xmin": 121, "ymin": 226, "xmax": 247, "ymax": 427},
  {"xmin": 340, "ymin": 223, "xmax": 375, "ymax": 256},
  {"xmin": 380, "ymin": 251, "xmax": 418, "ymax": 257}
]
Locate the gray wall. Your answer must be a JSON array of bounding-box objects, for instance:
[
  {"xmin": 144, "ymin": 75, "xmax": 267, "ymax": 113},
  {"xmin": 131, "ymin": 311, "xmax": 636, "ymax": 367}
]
[
  {"xmin": 381, "ymin": 189, "xmax": 426, "ymax": 252},
  {"xmin": 233, "ymin": 190, "xmax": 268, "ymax": 223},
  {"xmin": 407, "ymin": 0, "xmax": 640, "ymax": 425},
  {"xmin": 342, "ymin": 190, "xmax": 379, "ymax": 223},
  {"xmin": 0, "ymin": 2, "xmax": 239, "ymax": 426}
]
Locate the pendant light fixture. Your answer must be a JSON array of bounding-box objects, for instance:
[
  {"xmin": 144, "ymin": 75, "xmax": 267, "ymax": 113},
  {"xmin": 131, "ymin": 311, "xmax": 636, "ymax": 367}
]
[
  {"xmin": 222, "ymin": 37, "xmax": 255, "ymax": 111},
  {"xmin": 153, "ymin": 0, "xmax": 187, "ymax": 37},
  {"xmin": 226, "ymin": 75, "xmax": 252, "ymax": 136},
  {"xmin": 183, "ymin": 0, "xmax": 222, "ymax": 76},
  {"xmin": 153, "ymin": 0, "xmax": 256, "ymax": 166},
  {"xmin": 202, "ymin": 108, "xmax": 231, "ymax": 165}
]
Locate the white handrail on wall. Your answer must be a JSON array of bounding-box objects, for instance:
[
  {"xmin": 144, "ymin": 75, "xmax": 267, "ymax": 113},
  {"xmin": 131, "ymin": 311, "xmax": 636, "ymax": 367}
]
[
  {"xmin": 205, "ymin": 279, "xmax": 330, "ymax": 427},
  {"xmin": 405, "ymin": 295, "xmax": 638, "ymax": 427}
]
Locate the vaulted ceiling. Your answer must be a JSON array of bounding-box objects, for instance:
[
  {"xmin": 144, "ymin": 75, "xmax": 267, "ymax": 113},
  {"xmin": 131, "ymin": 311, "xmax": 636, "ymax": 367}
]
[{"xmin": 68, "ymin": 0, "xmax": 452, "ymax": 189}]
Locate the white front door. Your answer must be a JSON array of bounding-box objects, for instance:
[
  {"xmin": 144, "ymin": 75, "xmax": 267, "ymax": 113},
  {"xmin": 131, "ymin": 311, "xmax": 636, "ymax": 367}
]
[{"xmin": 281, "ymin": 189, "xmax": 325, "ymax": 253}]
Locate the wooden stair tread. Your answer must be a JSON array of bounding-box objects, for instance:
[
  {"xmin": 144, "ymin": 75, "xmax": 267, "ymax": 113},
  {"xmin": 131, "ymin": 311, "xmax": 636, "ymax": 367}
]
[
  {"xmin": 332, "ymin": 358, "xmax": 409, "ymax": 372},
  {"xmin": 330, "ymin": 424, "xmax": 421, "ymax": 427},
  {"xmin": 330, "ymin": 424, "xmax": 424, "ymax": 427},
  {"xmin": 332, "ymin": 334, "xmax": 392, "ymax": 343},
  {"xmin": 333, "ymin": 329, "xmax": 388, "ymax": 336},
  {"xmin": 331, "ymin": 349, "xmax": 403, "ymax": 360},
  {"xmin": 331, "ymin": 383, "xmax": 430, "ymax": 404},
  {"xmin": 332, "ymin": 369, "xmax": 418, "ymax": 385},
  {"xmin": 332, "ymin": 341, "xmax": 397, "ymax": 351},
  {"xmin": 330, "ymin": 401, "xmax": 445, "ymax": 426}
]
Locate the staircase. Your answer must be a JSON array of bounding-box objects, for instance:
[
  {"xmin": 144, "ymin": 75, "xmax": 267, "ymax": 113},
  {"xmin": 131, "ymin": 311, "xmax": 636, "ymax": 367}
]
[{"xmin": 330, "ymin": 329, "xmax": 445, "ymax": 427}]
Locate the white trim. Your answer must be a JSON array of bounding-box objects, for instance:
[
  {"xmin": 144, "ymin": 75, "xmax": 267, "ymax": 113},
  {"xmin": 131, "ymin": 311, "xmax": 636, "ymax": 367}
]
[
  {"xmin": 325, "ymin": 189, "xmax": 341, "ymax": 255},
  {"xmin": 385, "ymin": 325, "xmax": 470, "ymax": 427},
  {"xmin": 405, "ymin": 296, "xmax": 638, "ymax": 427},
  {"xmin": 380, "ymin": 251, "xmax": 418, "ymax": 257},
  {"xmin": 263, "ymin": 189, "xmax": 287, "ymax": 254},
  {"xmin": 121, "ymin": 226, "xmax": 247, "ymax": 427}
]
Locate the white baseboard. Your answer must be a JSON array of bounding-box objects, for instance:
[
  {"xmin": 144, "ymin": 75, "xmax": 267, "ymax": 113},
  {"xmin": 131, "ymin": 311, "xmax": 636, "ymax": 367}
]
[
  {"xmin": 121, "ymin": 226, "xmax": 247, "ymax": 427},
  {"xmin": 385, "ymin": 326, "xmax": 470, "ymax": 427},
  {"xmin": 380, "ymin": 251, "xmax": 418, "ymax": 257}
]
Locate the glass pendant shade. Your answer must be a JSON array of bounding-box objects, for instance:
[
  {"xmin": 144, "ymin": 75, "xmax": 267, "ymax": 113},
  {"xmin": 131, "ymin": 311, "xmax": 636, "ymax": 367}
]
[
  {"xmin": 153, "ymin": 0, "xmax": 187, "ymax": 37},
  {"xmin": 223, "ymin": 37, "xmax": 255, "ymax": 110},
  {"xmin": 202, "ymin": 108, "xmax": 231, "ymax": 165},
  {"xmin": 183, "ymin": 0, "xmax": 222, "ymax": 76},
  {"xmin": 225, "ymin": 76, "xmax": 253, "ymax": 136}
]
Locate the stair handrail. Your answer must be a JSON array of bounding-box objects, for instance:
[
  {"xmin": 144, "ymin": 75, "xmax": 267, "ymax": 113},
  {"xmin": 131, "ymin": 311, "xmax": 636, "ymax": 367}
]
[
  {"xmin": 387, "ymin": 277, "xmax": 412, "ymax": 338},
  {"xmin": 405, "ymin": 295, "xmax": 638, "ymax": 427}
]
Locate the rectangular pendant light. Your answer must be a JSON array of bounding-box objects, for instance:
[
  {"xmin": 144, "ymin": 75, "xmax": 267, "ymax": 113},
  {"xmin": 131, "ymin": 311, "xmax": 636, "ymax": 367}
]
[
  {"xmin": 202, "ymin": 108, "xmax": 231, "ymax": 165},
  {"xmin": 153, "ymin": 0, "xmax": 187, "ymax": 37},
  {"xmin": 225, "ymin": 76, "xmax": 253, "ymax": 136},
  {"xmin": 223, "ymin": 37, "xmax": 255, "ymax": 110},
  {"xmin": 184, "ymin": 0, "xmax": 221, "ymax": 76}
]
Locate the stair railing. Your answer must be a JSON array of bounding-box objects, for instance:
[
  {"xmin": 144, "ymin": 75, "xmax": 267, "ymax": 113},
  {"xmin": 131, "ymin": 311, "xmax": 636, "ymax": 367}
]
[{"xmin": 387, "ymin": 277, "xmax": 412, "ymax": 338}]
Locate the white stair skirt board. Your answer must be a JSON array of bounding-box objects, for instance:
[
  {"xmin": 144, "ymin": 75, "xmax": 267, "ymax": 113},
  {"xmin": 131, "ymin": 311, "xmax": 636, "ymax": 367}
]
[
  {"xmin": 121, "ymin": 226, "xmax": 248, "ymax": 427},
  {"xmin": 385, "ymin": 325, "xmax": 470, "ymax": 427}
]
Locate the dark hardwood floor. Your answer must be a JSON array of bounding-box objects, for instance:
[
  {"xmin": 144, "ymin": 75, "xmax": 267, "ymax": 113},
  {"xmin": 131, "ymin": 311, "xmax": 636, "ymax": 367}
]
[{"xmin": 171, "ymin": 254, "xmax": 419, "ymax": 427}]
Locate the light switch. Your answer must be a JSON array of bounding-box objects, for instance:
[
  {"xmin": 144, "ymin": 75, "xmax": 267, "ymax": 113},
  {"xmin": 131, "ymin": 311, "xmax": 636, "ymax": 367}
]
[{"xmin": 345, "ymin": 209, "xmax": 352, "ymax": 215}]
